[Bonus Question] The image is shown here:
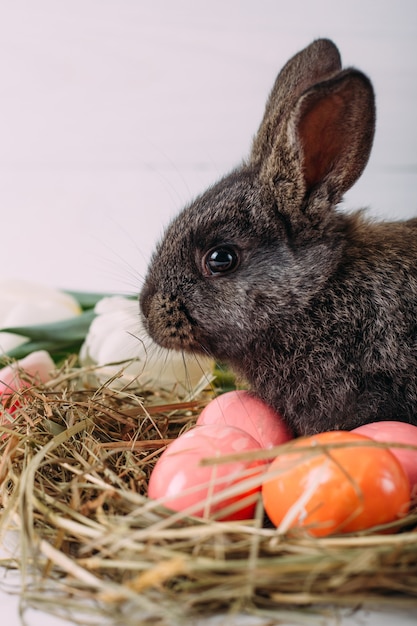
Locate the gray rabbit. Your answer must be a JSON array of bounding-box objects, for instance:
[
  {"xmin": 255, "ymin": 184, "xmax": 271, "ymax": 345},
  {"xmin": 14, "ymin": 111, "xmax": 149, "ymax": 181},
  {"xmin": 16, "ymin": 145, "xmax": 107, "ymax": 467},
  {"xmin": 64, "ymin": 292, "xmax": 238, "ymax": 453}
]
[{"xmin": 140, "ymin": 39, "xmax": 417, "ymax": 436}]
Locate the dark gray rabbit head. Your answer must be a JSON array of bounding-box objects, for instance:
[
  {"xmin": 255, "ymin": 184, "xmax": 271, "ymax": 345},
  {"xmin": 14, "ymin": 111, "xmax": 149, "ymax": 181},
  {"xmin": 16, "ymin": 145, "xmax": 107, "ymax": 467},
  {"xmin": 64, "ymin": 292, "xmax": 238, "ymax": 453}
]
[{"xmin": 140, "ymin": 39, "xmax": 417, "ymax": 435}]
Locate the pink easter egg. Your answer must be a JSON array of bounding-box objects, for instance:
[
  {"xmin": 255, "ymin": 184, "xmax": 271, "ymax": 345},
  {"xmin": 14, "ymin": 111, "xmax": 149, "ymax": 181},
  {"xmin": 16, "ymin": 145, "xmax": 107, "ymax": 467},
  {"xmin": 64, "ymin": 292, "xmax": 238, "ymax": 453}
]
[
  {"xmin": 197, "ymin": 390, "xmax": 293, "ymax": 449},
  {"xmin": 148, "ymin": 424, "xmax": 265, "ymax": 521},
  {"xmin": 353, "ymin": 421, "xmax": 417, "ymax": 495}
]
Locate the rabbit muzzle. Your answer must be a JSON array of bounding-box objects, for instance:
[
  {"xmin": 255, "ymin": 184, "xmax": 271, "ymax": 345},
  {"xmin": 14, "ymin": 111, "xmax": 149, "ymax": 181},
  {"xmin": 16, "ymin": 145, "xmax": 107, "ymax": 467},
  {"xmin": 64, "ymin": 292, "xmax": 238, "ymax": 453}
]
[{"xmin": 140, "ymin": 289, "xmax": 202, "ymax": 352}]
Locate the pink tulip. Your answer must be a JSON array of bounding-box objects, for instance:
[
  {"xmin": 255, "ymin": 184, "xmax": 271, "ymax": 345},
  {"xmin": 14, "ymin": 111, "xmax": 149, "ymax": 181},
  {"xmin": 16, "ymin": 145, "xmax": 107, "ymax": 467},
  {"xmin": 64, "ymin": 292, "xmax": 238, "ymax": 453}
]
[{"xmin": 0, "ymin": 350, "xmax": 54, "ymax": 426}]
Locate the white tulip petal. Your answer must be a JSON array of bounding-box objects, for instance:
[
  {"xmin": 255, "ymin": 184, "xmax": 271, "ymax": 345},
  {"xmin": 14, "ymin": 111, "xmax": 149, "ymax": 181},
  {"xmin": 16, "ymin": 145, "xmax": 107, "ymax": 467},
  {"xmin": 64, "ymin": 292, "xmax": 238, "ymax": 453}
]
[
  {"xmin": 0, "ymin": 280, "xmax": 81, "ymax": 326},
  {"xmin": 0, "ymin": 279, "xmax": 81, "ymax": 356},
  {"xmin": 0, "ymin": 332, "xmax": 29, "ymax": 354}
]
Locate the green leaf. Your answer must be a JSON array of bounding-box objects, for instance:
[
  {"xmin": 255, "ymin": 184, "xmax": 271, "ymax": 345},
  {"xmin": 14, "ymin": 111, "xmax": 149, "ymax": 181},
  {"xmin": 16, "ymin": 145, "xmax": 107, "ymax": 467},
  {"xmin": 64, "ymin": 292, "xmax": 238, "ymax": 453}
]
[
  {"xmin": 3, "ymin": 340, "xmax": 85, "ymax": 362},
  {"xmin": 0, "ymin": 310, "xmax": 98, "ymax": 363},
  {"xmin": 212, "ymin": 363, "xmax": 238, "ymax": 393},
  {"xmin": 64, "ymin": 290, "xmax": 136, "ymax": 311},
  {"xmin": 0, "ymin": 310, "xmax": 96, "ymax": 343}
]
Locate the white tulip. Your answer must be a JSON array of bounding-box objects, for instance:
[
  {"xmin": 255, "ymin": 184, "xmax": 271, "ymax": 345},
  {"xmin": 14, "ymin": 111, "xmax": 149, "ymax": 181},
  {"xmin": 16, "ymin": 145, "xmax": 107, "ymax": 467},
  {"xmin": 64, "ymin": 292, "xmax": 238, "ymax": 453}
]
[
  {"xmin": 79, "ymin": 296, "xmax": 213, "ymax": 393},
  {"xmin": 0, "ymin": 280, "xmax": 81, "ymax": 354}
]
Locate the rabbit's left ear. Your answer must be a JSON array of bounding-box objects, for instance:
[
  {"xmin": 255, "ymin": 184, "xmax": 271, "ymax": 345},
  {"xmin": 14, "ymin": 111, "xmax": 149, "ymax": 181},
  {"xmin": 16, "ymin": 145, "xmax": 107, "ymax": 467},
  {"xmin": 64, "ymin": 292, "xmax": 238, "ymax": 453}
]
[
  {"xmin": 294, "ymin": 69, "xmax": 375, "ymax": 198},
  {"xmin": 259, "ymin": 69, "xmax": 375, "ymax": 237},
  {"xmin": 251, "ymin": 39, "xmax": 342, "ymax": 166}
]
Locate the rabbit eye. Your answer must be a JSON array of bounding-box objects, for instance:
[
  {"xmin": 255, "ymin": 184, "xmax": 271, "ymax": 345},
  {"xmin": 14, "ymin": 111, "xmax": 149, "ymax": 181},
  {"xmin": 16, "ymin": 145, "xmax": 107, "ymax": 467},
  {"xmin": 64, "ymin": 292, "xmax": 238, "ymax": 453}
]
[{"xmin": 203, "ymin": 246, "xmax": 240, "ymax": 276}]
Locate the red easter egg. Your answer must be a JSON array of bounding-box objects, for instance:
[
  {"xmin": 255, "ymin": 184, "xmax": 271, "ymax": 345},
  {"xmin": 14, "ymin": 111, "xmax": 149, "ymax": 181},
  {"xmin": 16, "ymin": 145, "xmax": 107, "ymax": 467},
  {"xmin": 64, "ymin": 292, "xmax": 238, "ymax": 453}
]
[
  {"xmin": 353, "ymin": 421, "xmax": 417, "ymax": 495},
  {"xmin": 197, "ymin": 390, "xmax": 292, "ymax": 449},
  {"xmin": 148, "ymin": 424, "xmax": 265, "ymax": 521}
]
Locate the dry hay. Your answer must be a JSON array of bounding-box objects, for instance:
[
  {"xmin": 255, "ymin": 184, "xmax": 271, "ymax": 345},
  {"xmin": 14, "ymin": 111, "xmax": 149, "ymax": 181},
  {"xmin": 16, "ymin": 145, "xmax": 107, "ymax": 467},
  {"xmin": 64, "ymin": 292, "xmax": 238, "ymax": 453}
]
[{"xmin": 0, "ymin": 361, "xmax": 416, "ymax": 625}]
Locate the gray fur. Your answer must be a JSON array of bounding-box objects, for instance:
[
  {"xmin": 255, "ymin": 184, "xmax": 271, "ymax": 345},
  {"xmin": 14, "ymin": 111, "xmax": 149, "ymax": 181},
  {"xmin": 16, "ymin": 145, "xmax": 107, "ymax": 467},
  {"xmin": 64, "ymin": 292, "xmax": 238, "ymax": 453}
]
[{"xmin": 140, "ymin": 39, "xmax": 417, "ymax": 435}]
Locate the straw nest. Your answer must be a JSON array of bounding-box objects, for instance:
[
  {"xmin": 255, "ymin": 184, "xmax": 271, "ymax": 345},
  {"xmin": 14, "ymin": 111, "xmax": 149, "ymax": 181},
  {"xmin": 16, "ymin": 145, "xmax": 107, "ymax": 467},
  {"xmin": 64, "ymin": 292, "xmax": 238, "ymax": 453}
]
[{"xmin": 0, "ymin": 361, "xmax": 416, "ymax": 626}]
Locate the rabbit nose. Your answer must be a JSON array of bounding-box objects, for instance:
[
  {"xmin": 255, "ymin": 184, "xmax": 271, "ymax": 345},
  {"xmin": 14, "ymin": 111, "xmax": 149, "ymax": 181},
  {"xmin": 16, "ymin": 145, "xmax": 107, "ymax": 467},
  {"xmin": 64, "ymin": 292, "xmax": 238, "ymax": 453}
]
[
  {"xmin": 139, "ymin": 283, "xmax": 153, "ymax": 319},
  {"xmin": 139, "ymin": 291, "xmax": 164, "ymax": 344}
]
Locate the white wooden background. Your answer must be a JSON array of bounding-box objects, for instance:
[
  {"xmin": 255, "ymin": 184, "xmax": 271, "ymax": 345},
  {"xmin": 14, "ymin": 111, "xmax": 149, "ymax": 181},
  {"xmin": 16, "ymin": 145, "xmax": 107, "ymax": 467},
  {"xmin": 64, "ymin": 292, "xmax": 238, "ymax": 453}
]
[{"xmin": 0, "ymin": 1, "xmax": 416, "ymax": 624}]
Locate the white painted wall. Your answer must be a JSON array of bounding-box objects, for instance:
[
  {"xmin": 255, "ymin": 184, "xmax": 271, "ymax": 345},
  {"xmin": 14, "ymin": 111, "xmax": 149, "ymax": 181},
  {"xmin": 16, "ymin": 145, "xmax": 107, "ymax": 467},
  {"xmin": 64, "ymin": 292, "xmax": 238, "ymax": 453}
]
[
  {"xmin": 0, "ymin": 0, "xmax": 416, "ymax": 295},
  {"xmin": 0, "ymin": 2, "xmax": 416, "ymax": 624}
]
